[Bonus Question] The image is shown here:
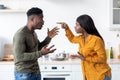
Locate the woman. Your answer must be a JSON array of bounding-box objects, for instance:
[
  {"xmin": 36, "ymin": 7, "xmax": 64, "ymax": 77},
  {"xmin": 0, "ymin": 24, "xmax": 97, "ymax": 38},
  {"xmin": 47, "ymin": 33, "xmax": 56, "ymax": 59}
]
[{"xmin": 57, "ymin": 14, "xmax": 111, "ymax": 80}]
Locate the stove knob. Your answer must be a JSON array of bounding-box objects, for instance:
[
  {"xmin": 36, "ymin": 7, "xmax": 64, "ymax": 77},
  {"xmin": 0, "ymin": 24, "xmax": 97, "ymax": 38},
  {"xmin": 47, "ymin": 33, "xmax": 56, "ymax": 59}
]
[{"xmin": 44, "ymin": 67, "xmax": 47, "ymax": 69}]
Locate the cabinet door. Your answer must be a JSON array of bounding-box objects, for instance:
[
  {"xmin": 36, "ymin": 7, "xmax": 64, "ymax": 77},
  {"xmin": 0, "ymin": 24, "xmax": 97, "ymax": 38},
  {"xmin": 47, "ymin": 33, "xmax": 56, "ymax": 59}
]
[
  {"xmin": 0, "ymin": 64, "xmax": 14, "ymax": 80},
  {"xmin": 110, "ymin": 0, "xmax": 120, "ymax": 30},
  {"xmin": 72, "ymin": 72, "xmax": 83, "ymax": 80},
  {"xmin": 72, "ymin": 65, "xmax": 83, "ymax": 80},
  {"xmin": 110, "ymin": 64, "xmax": 120, "ymax": 80}
]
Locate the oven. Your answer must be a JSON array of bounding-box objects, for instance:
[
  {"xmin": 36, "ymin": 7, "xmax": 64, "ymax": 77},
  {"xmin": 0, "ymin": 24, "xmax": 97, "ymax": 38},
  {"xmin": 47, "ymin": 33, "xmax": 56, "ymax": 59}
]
[
  {"xmin": 41, "ymin": 72, "xmax": 71, "ymax": 80},
  {"xmin": 40, "ymin": 65, "xmax": 72, "ymax": 80}
]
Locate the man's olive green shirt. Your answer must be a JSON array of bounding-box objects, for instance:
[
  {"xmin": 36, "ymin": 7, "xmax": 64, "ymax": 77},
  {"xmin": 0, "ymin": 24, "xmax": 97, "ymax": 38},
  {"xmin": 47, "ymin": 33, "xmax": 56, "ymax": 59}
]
[{"xmin": 13, "ymin": 27, "xmax": 51, "ymax": 73}]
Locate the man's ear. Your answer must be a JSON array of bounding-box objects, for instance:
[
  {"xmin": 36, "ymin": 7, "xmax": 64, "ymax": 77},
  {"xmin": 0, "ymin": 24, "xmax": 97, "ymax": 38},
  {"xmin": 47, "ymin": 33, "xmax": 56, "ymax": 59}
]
[{"xmin": 31, "ymin": 16, "xmax": 34, "ymax": 21}]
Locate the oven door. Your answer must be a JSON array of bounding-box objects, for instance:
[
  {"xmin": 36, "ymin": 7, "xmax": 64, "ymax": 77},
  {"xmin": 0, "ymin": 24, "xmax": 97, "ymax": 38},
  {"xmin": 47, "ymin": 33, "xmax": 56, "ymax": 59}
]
[{"xmin": 41, "ymin": 72, "xmax": 71, "ymax": 80}]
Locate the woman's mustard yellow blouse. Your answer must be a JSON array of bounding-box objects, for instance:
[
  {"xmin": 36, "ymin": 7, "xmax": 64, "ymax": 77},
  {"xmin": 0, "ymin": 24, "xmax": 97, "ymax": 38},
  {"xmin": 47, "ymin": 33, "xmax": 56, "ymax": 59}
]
[{"xmin": 65, "ymin": 28, "xmax": 111, "ymax": 80}]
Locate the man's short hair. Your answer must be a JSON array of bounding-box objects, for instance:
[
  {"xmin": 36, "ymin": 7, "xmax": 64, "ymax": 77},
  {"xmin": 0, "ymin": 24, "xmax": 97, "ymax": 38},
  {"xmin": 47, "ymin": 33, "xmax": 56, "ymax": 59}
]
[{"xmin": 27, "ymin": 7, "xmax": 43, "ymax": 17}]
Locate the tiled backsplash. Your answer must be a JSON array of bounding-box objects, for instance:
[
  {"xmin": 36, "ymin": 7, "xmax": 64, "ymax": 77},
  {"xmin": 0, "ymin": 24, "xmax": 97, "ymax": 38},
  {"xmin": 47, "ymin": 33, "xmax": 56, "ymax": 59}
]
[{"xmin": 4, "ymin": 44, "xmax": 13, "ymax": 58}]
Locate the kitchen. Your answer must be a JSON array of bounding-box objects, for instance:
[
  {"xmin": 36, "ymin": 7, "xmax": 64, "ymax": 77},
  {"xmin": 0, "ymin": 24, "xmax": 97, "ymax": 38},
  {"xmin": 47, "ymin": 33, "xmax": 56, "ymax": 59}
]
[{"xmin": 0, "ymin": 0, "xmax": 120, "ymax": 80}]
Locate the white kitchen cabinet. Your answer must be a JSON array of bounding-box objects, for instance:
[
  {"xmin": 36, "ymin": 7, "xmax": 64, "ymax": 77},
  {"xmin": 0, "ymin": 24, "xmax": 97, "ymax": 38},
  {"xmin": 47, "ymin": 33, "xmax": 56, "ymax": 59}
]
[
  {"xmin": 110, "ymin": 64, "xmax": 120, "ymax": 80},
  {"xmin": 0, "ymin": 9, "xmax": 26, "ymax": 13},
  {"xmin": 0, "ymin": 62, "xmax": 14, "ymax": 80},
  {"xmin": 72, "ymin": 64, "xmax": 120, "ymax": 80},
  {"xmin": 71, "ymin": 65, "xmax": 83, "ymax": 80},
  {"xmin": 110, "ymin": 0, "xmax": 120, "ymax": 30}
]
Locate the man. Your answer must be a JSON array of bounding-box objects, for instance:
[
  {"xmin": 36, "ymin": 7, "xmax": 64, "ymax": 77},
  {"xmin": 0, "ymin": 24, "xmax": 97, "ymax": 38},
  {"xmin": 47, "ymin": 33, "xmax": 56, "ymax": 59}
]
[{"xmin": 13, "ymin": 7, "xmax": 59, "ymax": 80}]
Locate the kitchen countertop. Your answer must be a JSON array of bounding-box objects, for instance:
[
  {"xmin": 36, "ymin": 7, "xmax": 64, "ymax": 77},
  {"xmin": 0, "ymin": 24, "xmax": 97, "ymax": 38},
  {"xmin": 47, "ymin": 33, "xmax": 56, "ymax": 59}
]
[
  {"xmin": 38, "ymin": 58, "xmax": 120, "ymax": 65},
  {"xmin": 1, "ymin": 58, "xmax": 120, "ymax": 65},
  {"xmin": 38, "ymin": 58, "xmax": 81, "ymax": 65},
  {"xmin": 107, "ymin": 59, "xmax": 120, "ymax": 64},
  {"xmin": 0, "ymin": 61, "xmax": 14, "ymax": 65}
]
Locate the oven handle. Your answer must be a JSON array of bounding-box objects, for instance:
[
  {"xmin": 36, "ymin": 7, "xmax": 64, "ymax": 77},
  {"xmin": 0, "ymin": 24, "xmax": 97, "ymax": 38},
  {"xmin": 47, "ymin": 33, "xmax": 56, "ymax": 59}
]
[{"xmin": 44, "ymin": 74, "xmax": 70, "ymax": 76}]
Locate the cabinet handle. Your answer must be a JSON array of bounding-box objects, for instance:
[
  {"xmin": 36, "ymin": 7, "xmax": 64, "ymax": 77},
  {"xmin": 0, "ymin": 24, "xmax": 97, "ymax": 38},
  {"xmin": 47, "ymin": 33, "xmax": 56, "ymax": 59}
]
[{"xmin": 45, "ymin": 74, "xmax": 70, "ymax": 76}]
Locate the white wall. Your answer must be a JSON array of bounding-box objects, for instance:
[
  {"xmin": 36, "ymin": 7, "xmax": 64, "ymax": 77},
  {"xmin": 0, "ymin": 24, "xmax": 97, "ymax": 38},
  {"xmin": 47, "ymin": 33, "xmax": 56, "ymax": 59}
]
[{"xmin": 0, "ymin": 0, "xmax": 119, "ymax": 58}]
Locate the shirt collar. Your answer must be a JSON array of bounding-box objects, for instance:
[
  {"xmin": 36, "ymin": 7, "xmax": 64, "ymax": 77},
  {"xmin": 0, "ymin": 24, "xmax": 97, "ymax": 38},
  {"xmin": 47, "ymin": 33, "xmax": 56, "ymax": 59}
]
[{"xmin": 24, "ymin": 26, "xmax": 34, "ymax": 34}]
